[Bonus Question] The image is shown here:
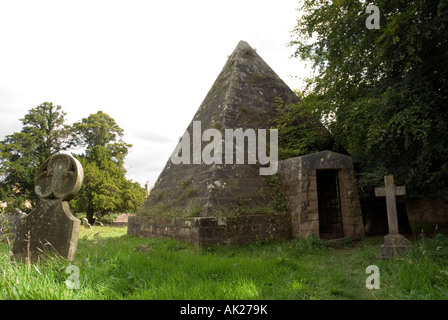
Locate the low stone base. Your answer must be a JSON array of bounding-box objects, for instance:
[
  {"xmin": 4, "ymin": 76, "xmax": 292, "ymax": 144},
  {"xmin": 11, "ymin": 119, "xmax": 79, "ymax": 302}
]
[
  {"xmin": 112, "ymin": 221, "xmax": 128, "ymax": 227},
  {"xmin": 380, "ymin": 233, "xmax": 411, "ymax": 258},
  {"xmin": 128, "ymin": 213, "xmax": 291, "ymax": 247}
]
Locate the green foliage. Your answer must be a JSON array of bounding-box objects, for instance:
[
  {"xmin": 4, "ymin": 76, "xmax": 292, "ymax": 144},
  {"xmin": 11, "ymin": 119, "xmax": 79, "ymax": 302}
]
[
  {"xmin": 0, "ymin": 104, "xmax": 145, "ymax": 222},
  {"xmin": 97, "ymin": 213, "xmax": 119, "ymax": 225},
  {"xmin": 2, "ymin": 227, "xmax": 448, "ymax": 300},
  {"xmin": 0, "ymin": 186, "xmax": 33, "ymax": 213},
  {"xmin": 71, "ymin": 111, "xmax": 132, "ymax": 166},
  {"xmin": 186, "ymin": 203, "xmax": 203, "ymax": 217},
  {"xmin": 372, "ymin": 233, "xmax": 448, "ymax": 299},
  {"xmin": 176, "ymin": 179, "xmax": 198, "ymax": 197},
  {"xmin": 289, "ymin": 235, "xmax": 328, "ymax": 254},
  {"xmin": 20, "ymin": 102, "xmax": 73, "ymax": 157},
  {"xmin": 0, "ymin": 102, "xmax": 71, "ymax": 207},
  {"xmin": 71, "ymin": 146, "xmax": 146, "ymax": 222},
  {"xmin": 290, "ymin": 0, "xmax": 448, "ymax": 197},
  {"xmin": 273, "ymin": 96, "xmax": 337, "ymax": 160},
  {"xmin": 149, "ymin": 190, "xmax": 164, "ymax": 203},
  {"xmin": 267, "ymin": 174, "xmax": 288, "ymax": 212},
  {"xmin": 177, "ymin": 179, "xmax": 192, "ymax": 189},
  {"xmin": 0, "ymin": 213, "xmax": 13, "ymax": 242},
  {"xmin": 212, "ymin": 200, "xmax": 277, "ymax": 218},
  {"xmin": 70, "ymin": 111, "xmax": 145, "ymax": 223},
  {"xmin": 138, "ymin": 202, "xmax": 203, "ymax": 218},
  {"xmin": 185, "ymin": 187, "xmax": 198, "ymax": 197},
  {"xmin": 138, "ymin": 203, "xmax": 172, "ymax": 217}
]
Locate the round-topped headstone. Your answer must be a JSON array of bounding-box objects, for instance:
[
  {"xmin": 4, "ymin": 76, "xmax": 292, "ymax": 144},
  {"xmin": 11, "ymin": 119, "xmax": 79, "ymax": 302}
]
[
  {"xmin": 12, "ymin": 153, "xmax": 84, "ymax": 263},
  {"xmin": 34, "ymin": 154, "xmax": 83, "ymax": 201}
]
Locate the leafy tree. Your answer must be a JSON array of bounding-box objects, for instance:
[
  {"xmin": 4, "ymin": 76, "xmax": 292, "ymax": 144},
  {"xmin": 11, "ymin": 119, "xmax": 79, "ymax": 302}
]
[
  {"xmin": 273, "ymin": 95, "xmax": 341, "ymax": 160},
  {"xmin": 21, "ymin": 102, "xmax": 72, "ymax": 158},
  {"xmin": 0, "ymin": 102, "xmax": 72, "ymax": 207},
  {"xmin": 71, "ymin": 146, "xmax": 146, "ymax": 224},
  {"xmin": 0, "ymin": 106, "xmax": 146, "ymax": 219},
  {"xmin": 71, "ymin": 112, "xmax": 144, "ymax": 224},
  {"xmin": 71, "ymin": 111, "xmax": 132, "ymax": 166},
  {"xmin": 290, "ymin": 0, "xmax": 448, "ymax": 197}
]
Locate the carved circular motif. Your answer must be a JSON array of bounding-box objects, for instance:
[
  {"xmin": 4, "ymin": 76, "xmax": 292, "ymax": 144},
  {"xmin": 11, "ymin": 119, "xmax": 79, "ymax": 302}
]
[{"xmin": 34, "ymin": 154, "xmax": 84, "ymax": 201}]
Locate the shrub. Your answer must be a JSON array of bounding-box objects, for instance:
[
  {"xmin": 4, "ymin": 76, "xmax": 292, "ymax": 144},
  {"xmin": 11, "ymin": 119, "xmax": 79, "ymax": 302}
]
[
  {"xmin": 290, "ymin": 235, "xmax": 328, "ymax": 254},
  {"xmin": 97, "ymin": 213, "xmax": 118, "ymax": 225}
]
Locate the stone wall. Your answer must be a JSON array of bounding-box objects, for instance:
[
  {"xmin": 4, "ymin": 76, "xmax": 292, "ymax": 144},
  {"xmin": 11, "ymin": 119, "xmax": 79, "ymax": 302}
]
[
  {"xmin": 112, "ymin": 213, "xmax": 135, "ymax": 227},
  {"xmin": 277, "ymin": 157, "xmax": 317, "ymax": 238},
  {"xmin": 338, "ymin": 168, "xmax": 365, "ymax": 239},
  {"xmin": 128, "ymin": 213, "xmax": 291, "ymax": 247},
  {"xmin": 404, "ymin": 197, "xmax": 448, "ymax": 233}
]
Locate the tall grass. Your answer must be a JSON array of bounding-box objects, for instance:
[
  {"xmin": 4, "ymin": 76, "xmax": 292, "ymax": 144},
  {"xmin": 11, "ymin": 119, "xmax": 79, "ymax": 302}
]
[
  {"xmin": 1, "ymin": 227, "xmax": 447, "ymax": 300},
  {"xmin": 371, "ymin": 233, "xmax": 448, "ymax": 300}
]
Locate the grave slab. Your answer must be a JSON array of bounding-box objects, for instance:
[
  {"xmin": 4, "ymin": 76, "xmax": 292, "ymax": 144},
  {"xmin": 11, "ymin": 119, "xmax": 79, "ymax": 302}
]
[{"xmin": 12, "ymin": 154, "xmax": 83, "ymax": 263}]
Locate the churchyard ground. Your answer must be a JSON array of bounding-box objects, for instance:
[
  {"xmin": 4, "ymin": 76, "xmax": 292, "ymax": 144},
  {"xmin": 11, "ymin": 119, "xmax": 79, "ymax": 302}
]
[{"xmin": 1, "ymin": 226, "xmax": 448, "ymax": 300}]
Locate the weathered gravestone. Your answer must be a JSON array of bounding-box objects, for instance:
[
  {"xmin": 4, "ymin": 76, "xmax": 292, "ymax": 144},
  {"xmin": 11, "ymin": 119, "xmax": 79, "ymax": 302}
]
[
  {"xmin": 375, "ymin": 175, "xmax": 411, "ymax": 258},
  {"xmin": 0, "ymin": 208, "xmax": 27, "ymax": 240},
  {"xmin": 81, "ymin": 218, "xmax": 91, "ymax": 229},
  {"xmin": 12, "ymin": 154, "xmax": 83, "ymax": 263}
]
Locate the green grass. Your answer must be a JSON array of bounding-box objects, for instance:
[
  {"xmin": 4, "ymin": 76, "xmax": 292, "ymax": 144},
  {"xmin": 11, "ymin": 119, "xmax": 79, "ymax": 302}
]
[{"xmin": 1, "ymin": 227, "xmax": 448, "ymax": 300}]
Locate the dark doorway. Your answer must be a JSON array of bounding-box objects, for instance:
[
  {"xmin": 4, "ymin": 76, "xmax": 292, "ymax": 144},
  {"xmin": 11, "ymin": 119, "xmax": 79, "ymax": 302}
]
[{"xmin": 316, "ymin": 170, "xmax": 344, "ymax": 239}]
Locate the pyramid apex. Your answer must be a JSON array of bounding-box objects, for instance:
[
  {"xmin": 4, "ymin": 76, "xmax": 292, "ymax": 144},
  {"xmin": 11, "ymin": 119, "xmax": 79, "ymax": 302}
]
[
  {"xmin": 234, "ymin": 40, "xmax": 255, "ymax": 53},
  {"xmin": 236, "ymin": 40, "xmax": 251, "ymax": 48}
]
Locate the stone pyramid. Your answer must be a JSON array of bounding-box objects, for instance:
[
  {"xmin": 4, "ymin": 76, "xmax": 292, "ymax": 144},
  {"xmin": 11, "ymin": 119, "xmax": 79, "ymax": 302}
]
[{"xmin": 138, "ymin": 40, "xmax": 327, "ymax": 217}]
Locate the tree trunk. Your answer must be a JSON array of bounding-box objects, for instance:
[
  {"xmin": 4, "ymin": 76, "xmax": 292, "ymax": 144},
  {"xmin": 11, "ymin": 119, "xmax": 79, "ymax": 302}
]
[{"xmin": 86, "ymin": 207, "xmax": 96, "ymax": 225}]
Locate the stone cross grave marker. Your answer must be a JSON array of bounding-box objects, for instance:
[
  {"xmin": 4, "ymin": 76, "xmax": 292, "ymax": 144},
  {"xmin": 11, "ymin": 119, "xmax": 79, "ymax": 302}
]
[
  {"xmin": 12, "ymin": 154, "xmax": 83, "ymax": 263},
  {"xmin": 375, "ymin": 175, "xmax": 411, "ymax": 258},
  {"xmin": 375, "ymin": 175, "xmax": 405, "ymax": 235}
]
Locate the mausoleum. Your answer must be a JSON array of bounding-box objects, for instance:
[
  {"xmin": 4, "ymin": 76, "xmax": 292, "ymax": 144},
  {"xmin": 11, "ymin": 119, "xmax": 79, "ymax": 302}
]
[
  {"xmin": 128, "ymin": 41, "xmax": 364, "ymax": 246},
  {"xmin": 278, "ymin": 150, "xmax": 364, "ymax": 240}
]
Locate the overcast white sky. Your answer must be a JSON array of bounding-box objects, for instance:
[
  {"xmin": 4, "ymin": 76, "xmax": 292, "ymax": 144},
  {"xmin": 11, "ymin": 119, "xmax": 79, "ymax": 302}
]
[{"xmin": 0, "ymin": 0, "xmax": 310, "ymax": 188}]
